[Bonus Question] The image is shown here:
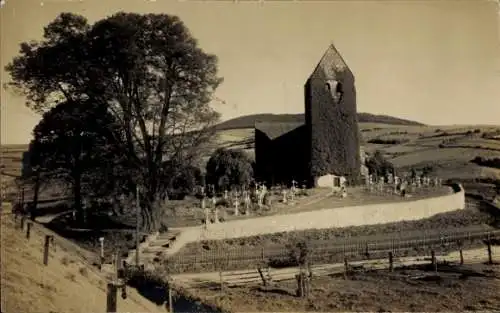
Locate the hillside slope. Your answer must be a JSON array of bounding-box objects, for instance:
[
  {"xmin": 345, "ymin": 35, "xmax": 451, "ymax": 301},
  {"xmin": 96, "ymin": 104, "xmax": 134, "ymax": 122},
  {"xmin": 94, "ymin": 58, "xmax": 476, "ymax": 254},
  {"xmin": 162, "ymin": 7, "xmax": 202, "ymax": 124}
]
[
  {"xmin": 0, "ymin": 204, "xmax": 166, "ymax": 313},
  {"xmin": 215, "ymin": 112, "xmax": 424, "ymax": 130}
]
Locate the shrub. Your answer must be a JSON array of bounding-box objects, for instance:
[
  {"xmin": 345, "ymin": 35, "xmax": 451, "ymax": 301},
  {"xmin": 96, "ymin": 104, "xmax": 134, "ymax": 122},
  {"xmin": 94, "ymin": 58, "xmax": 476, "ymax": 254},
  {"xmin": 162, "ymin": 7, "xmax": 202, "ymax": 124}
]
[
  {"xmin": 365, "ymin": 150, "xmax": 394, "ymax": 177},
  {"xmin": 471, "ymin": 156, "xmax": 500, "ymax": 169},
  {"xmin": 367, "ymin": 138, "xmax": 409, "ymax": 145},
  {"xmin": 206, "ymin": 148, "xmax": 254, "ymax": 191}
]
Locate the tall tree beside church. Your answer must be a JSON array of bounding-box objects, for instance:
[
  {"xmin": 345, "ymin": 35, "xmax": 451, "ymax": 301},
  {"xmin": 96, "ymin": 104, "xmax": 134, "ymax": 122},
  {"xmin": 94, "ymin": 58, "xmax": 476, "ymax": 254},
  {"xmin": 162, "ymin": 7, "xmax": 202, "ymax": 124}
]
[{"xmin": 5, "ymin": 12, "xmax": 222, "ymax": 231}]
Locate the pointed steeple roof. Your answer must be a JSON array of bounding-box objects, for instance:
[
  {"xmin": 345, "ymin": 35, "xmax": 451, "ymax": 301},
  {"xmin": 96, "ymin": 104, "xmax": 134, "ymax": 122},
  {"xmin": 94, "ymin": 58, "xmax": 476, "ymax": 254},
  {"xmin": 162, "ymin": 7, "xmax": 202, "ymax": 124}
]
[{"xmin": 309, "ymin": 43, "xmax": 350, "ymax": 80}]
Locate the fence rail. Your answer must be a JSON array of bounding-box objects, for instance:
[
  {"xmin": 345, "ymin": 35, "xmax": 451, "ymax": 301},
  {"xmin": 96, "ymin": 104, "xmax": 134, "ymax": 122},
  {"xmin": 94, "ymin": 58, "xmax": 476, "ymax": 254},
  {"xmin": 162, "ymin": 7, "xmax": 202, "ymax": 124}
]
[{"xmin": 166, "ymin": 228, "xmax": 500, "ymax": 268}]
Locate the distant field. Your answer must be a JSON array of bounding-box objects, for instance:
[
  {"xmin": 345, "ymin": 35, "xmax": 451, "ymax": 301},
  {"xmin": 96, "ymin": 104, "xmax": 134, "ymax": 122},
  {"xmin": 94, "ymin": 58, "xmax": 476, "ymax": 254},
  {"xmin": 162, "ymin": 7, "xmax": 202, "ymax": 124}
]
[{"xmin": 3, "ymin": 122, "xmax": 500, "ymax": 186}]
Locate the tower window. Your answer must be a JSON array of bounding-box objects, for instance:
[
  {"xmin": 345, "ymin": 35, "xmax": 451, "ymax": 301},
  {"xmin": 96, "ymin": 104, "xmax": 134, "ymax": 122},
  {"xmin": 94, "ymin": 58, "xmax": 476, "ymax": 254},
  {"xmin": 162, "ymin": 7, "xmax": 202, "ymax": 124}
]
[{"xmin": 325, "ymin": 80, "xmax": 344, "ymax": 103}]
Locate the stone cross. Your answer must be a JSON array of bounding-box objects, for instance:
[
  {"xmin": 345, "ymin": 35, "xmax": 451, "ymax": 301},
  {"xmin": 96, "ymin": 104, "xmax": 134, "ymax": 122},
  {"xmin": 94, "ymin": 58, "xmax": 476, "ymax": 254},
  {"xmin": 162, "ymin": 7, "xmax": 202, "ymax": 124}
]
[
  {"xmin": 224, "ymin": 190, "xmax": 228, "ymax": 200},
  {"xmin": 203, "ymin": 202, "xmax": 209, "ymax": 226},
  {"xmin": 378, "ymin": 180, "xmax": 385, "ymax": 192},
  {"xmin": 214, "ymin": 208, "xmax": 219, "ymax": 223},
  {"xmin": 400, "ymin": 181, "xmax": 407, "ymax": 195},
  {"xmin": 387, "ymin": 173, "xmax": 394, "ymax": 185},
  {"xmin": 290, "ymin": 187, "xmax": 295, "ymax": 202},
  {"xmin": 245, "ymin": 193, "xmax": 251, "ymax": 211},
  {"xmin": 434, "ymin": 177, "xmax": 438, "ymax": 187},
  {"xmin": 234, "ymin": 194, "xmax": 240, "ymax": 216}
]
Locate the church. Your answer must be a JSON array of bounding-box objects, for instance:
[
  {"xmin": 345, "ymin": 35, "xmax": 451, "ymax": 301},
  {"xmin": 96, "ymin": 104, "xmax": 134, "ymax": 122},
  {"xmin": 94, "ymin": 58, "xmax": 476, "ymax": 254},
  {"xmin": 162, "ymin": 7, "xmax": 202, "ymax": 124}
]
[{"xmin": 254, "ymin": 44, "xmax": 365, "ymax": 188}]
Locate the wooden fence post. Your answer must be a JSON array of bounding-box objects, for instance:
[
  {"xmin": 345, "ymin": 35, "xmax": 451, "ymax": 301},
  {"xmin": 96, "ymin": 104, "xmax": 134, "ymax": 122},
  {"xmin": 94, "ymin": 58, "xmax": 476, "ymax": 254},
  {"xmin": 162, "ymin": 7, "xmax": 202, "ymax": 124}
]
[
  {"xmin": 43, "ymin": 235, "xmax": 52, "ymax": 266},
  {"xmin": 26, "ymin": 222, "xmax": 32, "ymax": 240},
  {"xmin": 20, "ymin": 216, "xmax": 25, "ymax": 230},
  {"xmin": 388, "ymin": 251, "xmax": 393, "ymax": 272},
  {"xmin": 457, "ymin": 240, "xmax": 464, "ymax": 265},
  {"xmin": 431, "ymin": 250, "xmax": 437, "ymax": 273},
  {"xmin": 99, "ymin": 237, "xmax": 105, "ymax": 271},
  {"xmin": 365, "ymin": 242, "xmax": 370, "ymax": 259},
  {"xmin": 106, "ymin": 283, "xmax": 118, "ymax": 313},
  {"xmin": 343, "ymin": 257, "xmax": 349, "ymax": 280},
  {"xmin": 168, "ymin": 281, "xmax": 174, "ymax": 313},
  {"xmin": 219, "ymin": 270, "xmax": 224, "ymax": 296},
  {"xmin": 487, "ymin": 239, "xmax": 493, "ymax": 265}
]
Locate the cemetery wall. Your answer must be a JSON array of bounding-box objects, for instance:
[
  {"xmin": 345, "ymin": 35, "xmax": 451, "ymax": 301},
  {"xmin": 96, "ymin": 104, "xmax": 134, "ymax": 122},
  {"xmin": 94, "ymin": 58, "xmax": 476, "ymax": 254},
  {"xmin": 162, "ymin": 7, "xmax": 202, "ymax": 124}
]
[{"xmin": 193, "ymin": 184, "xmax": 465, "ymax": 241}]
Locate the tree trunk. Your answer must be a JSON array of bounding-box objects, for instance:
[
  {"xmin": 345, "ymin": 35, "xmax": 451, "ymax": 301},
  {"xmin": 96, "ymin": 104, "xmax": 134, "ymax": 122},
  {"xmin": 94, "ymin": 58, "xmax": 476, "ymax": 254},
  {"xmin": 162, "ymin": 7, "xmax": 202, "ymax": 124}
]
[
  {"xmin": 31, "ymin": 172, "xmax": 41, "ymax": 220},
  {"xmin": 73, "ymin": 170, "xmax": 84, "ymax": 226}
]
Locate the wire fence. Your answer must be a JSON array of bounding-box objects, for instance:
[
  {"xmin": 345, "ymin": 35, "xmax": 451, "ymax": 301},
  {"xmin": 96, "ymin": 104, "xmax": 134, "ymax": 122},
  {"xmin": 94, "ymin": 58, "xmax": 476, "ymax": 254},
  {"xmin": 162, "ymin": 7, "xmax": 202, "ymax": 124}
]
[{"xmin": 165, "ymin": 227, "xmax": 500, "ymax": 273}]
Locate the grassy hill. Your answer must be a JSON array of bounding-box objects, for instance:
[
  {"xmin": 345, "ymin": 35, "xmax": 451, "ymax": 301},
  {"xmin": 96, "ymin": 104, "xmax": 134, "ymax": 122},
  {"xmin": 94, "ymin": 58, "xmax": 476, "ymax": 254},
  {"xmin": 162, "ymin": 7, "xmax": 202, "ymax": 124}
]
[
  {"xmin": 215, "ymin": 112, "xmax": 425, "ymax": 131},
  {"xmin": 0, "ymin": 204, "xmax": 165, "ymax": 313}
]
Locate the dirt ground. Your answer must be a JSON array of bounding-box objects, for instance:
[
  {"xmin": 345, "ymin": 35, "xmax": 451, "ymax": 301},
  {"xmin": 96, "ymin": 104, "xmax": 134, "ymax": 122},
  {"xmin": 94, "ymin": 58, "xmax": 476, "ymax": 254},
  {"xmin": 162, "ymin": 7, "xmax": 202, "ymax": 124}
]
[
  {"xmin": 0, "ymin": 204, "xmax": 167, "ymax": 313},
  {"xmin": 193, "ymin": 262, "xmax": 500, "ymax": 312}
]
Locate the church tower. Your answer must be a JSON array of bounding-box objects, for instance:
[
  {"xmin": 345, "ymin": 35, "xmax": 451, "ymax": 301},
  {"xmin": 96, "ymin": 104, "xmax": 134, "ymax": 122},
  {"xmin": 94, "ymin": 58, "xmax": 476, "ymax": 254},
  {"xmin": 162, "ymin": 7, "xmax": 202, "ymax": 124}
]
[{"xmin": 304, "ymin": 44, "xmax": 361, "ymax": 185}]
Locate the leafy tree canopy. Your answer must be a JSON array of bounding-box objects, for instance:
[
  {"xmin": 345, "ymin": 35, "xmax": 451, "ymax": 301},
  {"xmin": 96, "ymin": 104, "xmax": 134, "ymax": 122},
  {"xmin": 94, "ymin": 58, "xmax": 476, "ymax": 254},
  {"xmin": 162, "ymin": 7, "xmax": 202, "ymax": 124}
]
[
  {"xmin": 5, "ymin": 12, "xmax": 222, "ymax": 231},
  {"xmin": 205, "ymin": 148, "xmax": 254, "ymax": 191}
]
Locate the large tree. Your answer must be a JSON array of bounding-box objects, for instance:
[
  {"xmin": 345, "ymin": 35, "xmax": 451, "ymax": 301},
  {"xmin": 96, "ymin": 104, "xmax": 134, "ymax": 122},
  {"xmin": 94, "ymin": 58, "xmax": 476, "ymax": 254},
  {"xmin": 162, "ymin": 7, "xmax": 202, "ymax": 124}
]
[
  {"xmin": 5, "ymin": 12, "xmax": 222, "ymax": 231},
  {"xmin": 27, "ymin": 100, "xmax": 123, "ymax": 224}
]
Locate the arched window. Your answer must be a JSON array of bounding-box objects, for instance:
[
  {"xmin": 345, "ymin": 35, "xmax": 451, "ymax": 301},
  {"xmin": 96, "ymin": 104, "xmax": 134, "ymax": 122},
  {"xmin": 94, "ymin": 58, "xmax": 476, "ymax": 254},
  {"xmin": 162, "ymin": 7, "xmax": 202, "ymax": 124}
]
[{"xmin": 325, "ymin": 80, "xmax": 343, "ymax": 103}]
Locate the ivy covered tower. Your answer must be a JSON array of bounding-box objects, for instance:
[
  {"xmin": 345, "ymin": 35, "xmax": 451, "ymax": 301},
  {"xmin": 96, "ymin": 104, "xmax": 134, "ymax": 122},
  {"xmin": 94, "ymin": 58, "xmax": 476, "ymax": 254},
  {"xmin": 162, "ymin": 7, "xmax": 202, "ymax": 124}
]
[{"xmin": 304, "ymin": 44, "xmax": 361, "ymax": 185}]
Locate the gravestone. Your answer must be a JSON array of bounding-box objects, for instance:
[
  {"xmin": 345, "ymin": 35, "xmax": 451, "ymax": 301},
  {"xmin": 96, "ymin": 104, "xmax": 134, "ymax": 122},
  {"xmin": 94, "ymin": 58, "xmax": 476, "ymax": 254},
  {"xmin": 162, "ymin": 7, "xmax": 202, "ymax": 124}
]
[
  {"xmin": 234, "ymin": 194, "xmax": 240, "ymax": 216},
  {"xmin": 224, "ymin": 190, "xmax": 228, "ymax": 201},
  {"xmin": 282, "ymin": 190, "xmax": 288, "ymax": 204}
]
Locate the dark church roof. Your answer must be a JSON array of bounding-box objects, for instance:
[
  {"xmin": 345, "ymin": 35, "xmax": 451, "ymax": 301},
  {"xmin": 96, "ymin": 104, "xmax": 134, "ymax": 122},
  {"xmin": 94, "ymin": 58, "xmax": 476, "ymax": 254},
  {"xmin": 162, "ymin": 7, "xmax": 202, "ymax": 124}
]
[{"xmin": 254, "ymin": 121, "xmax": 304, "ymax": 140}]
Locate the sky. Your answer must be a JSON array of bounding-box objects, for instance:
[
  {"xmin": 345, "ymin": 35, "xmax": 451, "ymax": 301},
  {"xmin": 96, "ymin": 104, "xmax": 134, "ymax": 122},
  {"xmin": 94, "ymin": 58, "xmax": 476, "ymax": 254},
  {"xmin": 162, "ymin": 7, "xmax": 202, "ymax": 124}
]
[{"xmin": 1, "ymin": 0, "xmax": 500, "ymax": 144}]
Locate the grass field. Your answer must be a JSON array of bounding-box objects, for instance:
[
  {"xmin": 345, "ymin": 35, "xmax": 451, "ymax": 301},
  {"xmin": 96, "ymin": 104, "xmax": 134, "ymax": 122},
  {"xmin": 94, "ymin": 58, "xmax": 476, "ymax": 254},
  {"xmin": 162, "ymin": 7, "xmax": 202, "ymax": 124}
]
[
  {"xmin": 191, "ymin": 261, "xmax": 500, "ymax": 312},
  {"xmin": 212, "ymin": 123, "xmax": 500, "ymax": 183}
]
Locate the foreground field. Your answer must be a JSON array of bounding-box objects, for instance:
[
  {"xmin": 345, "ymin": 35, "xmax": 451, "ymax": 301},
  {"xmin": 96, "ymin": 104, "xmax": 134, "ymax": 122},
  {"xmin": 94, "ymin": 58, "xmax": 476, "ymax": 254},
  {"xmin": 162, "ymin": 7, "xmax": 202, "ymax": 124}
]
[
  {"xmin": 192, "ymin": 261, "xmax": 500, "ymax": 312},
  {"xmin": 0, "ymin": 204, "xmax": 165, "ymax": 313}
]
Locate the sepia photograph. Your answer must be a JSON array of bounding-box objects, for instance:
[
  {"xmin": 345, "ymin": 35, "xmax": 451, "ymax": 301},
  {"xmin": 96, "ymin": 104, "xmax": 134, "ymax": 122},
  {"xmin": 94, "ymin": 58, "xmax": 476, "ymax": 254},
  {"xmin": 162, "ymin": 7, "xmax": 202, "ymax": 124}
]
[{"xmin": 1, "ymin": 0, "xmax": 500, "ymax": 312}]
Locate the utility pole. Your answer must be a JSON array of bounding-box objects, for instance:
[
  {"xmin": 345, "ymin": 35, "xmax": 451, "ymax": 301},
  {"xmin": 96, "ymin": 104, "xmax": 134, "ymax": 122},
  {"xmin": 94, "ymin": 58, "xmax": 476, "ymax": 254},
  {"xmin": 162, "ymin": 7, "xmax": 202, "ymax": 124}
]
[
  {"xmin": 0, "ymin": 95, "xmax": 3, "ymax": 210},
  {"xmin": 135, "ymin": 185, "xmax": 140, "ymax": 267}
]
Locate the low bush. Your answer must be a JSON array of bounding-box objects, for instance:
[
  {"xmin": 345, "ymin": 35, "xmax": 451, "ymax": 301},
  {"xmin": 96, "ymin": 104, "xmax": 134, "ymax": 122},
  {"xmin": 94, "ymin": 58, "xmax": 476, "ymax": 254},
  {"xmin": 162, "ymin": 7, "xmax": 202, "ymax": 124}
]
[
  {"xmin": 471, "ymin": 156, "xmax": 500, "ymax": 169},
  {"xmin": 367, "ymin": 138, "xmax": 409, "ymax": 145}
]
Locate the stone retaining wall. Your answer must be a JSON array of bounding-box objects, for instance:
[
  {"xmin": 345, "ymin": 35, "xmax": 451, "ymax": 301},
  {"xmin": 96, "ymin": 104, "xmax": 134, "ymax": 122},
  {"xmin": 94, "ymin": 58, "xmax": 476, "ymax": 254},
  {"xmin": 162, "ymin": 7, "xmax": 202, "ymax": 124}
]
[{"xmin": 178, "ymin": 184, "xmax": 465, "ymax": 244}]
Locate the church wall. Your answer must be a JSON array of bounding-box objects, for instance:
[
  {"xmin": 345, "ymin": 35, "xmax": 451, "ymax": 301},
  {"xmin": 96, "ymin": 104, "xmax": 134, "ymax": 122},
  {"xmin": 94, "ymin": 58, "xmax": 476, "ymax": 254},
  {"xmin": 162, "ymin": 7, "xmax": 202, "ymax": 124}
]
[{"xmin": 254, "ymin": 129, "xmax": 273, "ymax": 183}]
